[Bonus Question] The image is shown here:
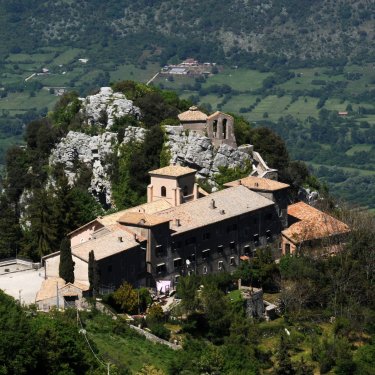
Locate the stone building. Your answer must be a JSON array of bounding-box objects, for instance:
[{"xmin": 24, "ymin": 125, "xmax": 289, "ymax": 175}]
[
  {"xmin": 41, "ymin": 166, "xmax": 284, "ymax": 293},
  {"xmin": 224, "ymin": 176, "xmax": 290, "ymax": 230},
  {"xmin": 177, "ymin": 106, "xmax": 236, "ymax": 148},
  {"xmin": 147, "ymin": 165, "xmax": 200, "ymax": 206},
  {"xmin": 43, "ymin": 226, "xmax": 145, "ymax": 290},
  {"xmin": 281, "ymin": 202, "xmax": 350, "ymax": 256},
  {"xmin": 39, "ymin": 165, "xmax": 349, "ymax": 297},
  {"xmin": 36, "ymin": 277, "xmax": 89, "ymax": 311},
  {"xmin": 121, "ymin": 178, "xmax": 283, "ymax": 291}
]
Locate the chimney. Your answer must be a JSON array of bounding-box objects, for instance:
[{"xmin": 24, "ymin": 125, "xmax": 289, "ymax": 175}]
[
  {"xmin": 175, "ymin": 218, "xmax": 181, "ymax": 227},
  {"xmin": 220, "ymin": 209, "xmax": 225, "ymax": 215},
  {"xmin": 118, "ymin": 236, "xmax": 123, "ymax": 243},
  {"xmin": 133, "ymin": 233, "xmax": 138, "ymax": 242},
  {"xmin": 210, "ymin": 199, "xmax": 216, "ymax": 209},
  {"xmin": 239, "ymin": 179, "xmax": 242, "ymax": 185}
]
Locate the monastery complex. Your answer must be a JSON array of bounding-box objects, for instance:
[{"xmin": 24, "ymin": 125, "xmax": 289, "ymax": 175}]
[{"xmin": 37, "ymin": 107, "xmax": 350, "ymax": 309}]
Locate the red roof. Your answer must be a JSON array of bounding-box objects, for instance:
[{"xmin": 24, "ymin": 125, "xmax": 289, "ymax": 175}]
[{"xmin": 282, "ymin": 202, "xmax": 350, "ymax": 244}]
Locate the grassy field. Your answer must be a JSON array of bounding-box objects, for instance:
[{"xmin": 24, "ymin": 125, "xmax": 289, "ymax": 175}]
[
  {"xmin": 204, "ymin": 68, "xmax": 270, "ymax": 91},
  {"xmin": 0, "ymin": 90, "xmax": 58, "ymax": 112},
  {"xmin": 346, "ymin": 144, "xmax": 373, "ymax": 156},
  {"xmin": 110, "ymin": 63, "xmax": 160, "ymax": 84}
]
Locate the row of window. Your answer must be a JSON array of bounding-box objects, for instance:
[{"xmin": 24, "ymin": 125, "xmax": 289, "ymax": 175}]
[
  {"xmin": 157, "ymin": 258, "xmax": 237, "ymax": 276},
  {"xmin": 156, "ymin": 232, "xmax": 274, "ymax": 257}
]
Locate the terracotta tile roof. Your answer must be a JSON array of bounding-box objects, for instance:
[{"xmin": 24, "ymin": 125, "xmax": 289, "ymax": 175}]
[
  {"xmin": 68, "ymin": 199, "xmax": 172, "ymax": 236},
  {"xmin": 36, "ymin": 278, "xmax": 65, "ymax": 301},
  {"xmin": 282, "ymin": 202, "xmax": 350, "ymax": 244},
  {"xmin": 207, "ymin": 111, "xmax": 233, "ymax": 120},
  {"xmin": 149, "ymin": 165, "xmax": 197, "ymax": 177},
  {"xmin": 178, "ymin": 106, "xmax": 208, "ymax": 122},
  {"xmin": 224, "ymin": 176, "xmax": 289, "ymax": 191},
  {"xmin": 72, "ymin": 229, "xmax": 140, "ymax": 261},
  {"xmin": 155, "ymin": 185, "xmax": 274, "ymax": 234},
  {"xmin": 117, "ymin": 212, "xmax": 171, "ymax": 227},
  {"xmin": 36, "ymin": 278, "xmax": 89, "ymax": 302}
]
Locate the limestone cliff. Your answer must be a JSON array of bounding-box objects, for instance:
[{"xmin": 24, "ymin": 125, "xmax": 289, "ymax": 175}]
[
  {"xmin": 49, "ymin": 88, "xmax": 275, "ymax": 208},
  {"xmin": 49, "ymin": 127, "xmax": 146, "ymax": 206},
  {"xmin": 163, "ymin": 125, "xmax": 252, "ymax": 180},
  {"xmin": 79, "ymin": 87, "xmax": 141, "ymax": 129}
]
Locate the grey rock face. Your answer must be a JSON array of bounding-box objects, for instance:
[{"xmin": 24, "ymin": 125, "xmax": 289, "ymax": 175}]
[
  {"xmin": 163, "ymin": 126, "xmax": 252, "ymax": 182},
  {"xmin": 80, "ymin": 87, "xmax": 141, "ymax": 130},
  {"xmin": 49, "ymin": 126, "xmax": 146, "ymax": 207}
]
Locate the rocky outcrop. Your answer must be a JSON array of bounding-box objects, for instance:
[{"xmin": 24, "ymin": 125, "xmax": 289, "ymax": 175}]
[
  {"xmin": 79, "ymin": 87, "xmax": 141, "ymax": 130},
  {"xmin": 49, "ymin": 126, "xmax": 146, "ymax": 207},
  {"xmin": 164, "ymin": 125, "xmax": 252, "ymax": 181}
]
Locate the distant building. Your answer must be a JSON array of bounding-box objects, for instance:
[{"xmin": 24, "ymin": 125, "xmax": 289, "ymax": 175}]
[{"xmin": 169, "ymin": 67, "xmax": 188, "ymax": 75}]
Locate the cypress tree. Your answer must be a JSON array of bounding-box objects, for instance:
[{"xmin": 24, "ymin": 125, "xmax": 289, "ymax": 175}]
[
  {"xmin": 88, "ymin": 250, "xmax": 99, "ymax": 296},
  {"xmin": 59, "ymin": 237, "xmax": 75, "ymax": 283}
]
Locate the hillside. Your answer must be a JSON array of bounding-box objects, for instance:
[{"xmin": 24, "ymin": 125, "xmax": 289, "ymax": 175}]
[
  {"xmin": 0, "ymin": 1, "xmax": 374, "ymax": 210},
  {"xmin": 1, "ymin": 1, "xmax": 375, "ymax": 67}
]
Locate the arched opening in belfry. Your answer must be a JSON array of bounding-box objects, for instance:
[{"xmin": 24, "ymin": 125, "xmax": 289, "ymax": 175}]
[
  {"xmin": 213, "ymin": 120, "xmax": 218, "ymax": 137},
  {"xmin": 223, "ymin": 118, "xmax": 227, "ymax": 139},
  {"xmin": 161, "ymin": 186, "xmax": 166, "ymax": 197}
]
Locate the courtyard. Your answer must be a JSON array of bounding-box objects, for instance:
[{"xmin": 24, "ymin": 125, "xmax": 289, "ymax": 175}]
[{"xmin": 0, "ymin": 267, "xmax": 45, "ymax": 305}]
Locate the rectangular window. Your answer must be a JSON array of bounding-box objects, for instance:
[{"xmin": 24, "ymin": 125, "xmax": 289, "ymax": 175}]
[
  {"xmin": 285, "ymin": 243, "xmax": 291, "ymax": 255},
  {"xmin": 202, "ymin": 249, "xmax": 210, "ymax": 259},
  {"xmin": 217, "ymin": 245, "xmax": 224, "ymax": 253},
  {"xmin": 266, "ymin": 230, "xmax": 272, "ymax": 241},
  {"xmin": 230, "ymin": 257, "xmax": 235, "ymax": 266},
  {"xmin": 174, "ymin": 275, "xmax": 180, "ymax": 284},
  {"xmin": 218, "ymin": 261, "xmax": 224, "ymax": 270},
  {"xmin": 243, "ymin": 245, "xmax": 250, "ymax": 255},
  {"xmin": 156, "ymin": 245, "xmax": 164, "ymax": 257},
  {"xmin": 173, "ymin": 258, "xmax": 183, "ymax": 269},
  {"xmin": 203, "ymin": 266, "xmax": 208, "ymax": 274},
  {"xmin": 230, "ymin": 241, "xmax": 236, "ymax": 250},
  {"xmin": 156, "ymin": 263, "xmax": 167, "ymax": 275},
  {"xmin": 253, "ymin": 234, "xmax": 259, "ymax": 245}
]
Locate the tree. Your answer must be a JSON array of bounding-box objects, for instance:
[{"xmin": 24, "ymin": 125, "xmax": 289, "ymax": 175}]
[
  {"xmin": 59, "ymin": 237, "xmax": 75, "ymax": 283},
  {"xmin": 201, "ymin": 284, "xmax": 231, "ymax": 341},
  {"xmin": 136, "ymin": 365, "xmax": 165, "ymax": 375},
  {"xmin": 0, "ymin": 195, "xmax": 22, "ymax": 258},
  {"xmin": 275, "ymin": 334, "xmax": 295, "ymax": 375},
  {"xmin": 23, "ymin": 187, "xmax": 59, "ymax": 258},
  {"xmin": 147, "ymin": 303, "xmax": 164, "ymax": 323},
  {"xmin": 176, "ymin": 275, "xmax": 201, "ymax": 315},
  {"xmin": 88, "ymin": 250, "xmax": 99, "ymax": 296},
  {"xmin": 113, "ymin": 282, "xmax": 138, "ymax": 313}
]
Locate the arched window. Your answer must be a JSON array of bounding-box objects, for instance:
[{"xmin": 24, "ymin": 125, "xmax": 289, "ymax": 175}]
[
  {"xmin": 183, "ymin": 185, "xmax": 188, "ymax": 196},
  {"xmin": 161, "ymin": 186, "xmax": 166, "ymax": 197},
  {"xmin": 222, "ymin": 118, "xmax": 227, "ymax": 139},
  {"xmin": 213, "ymin": 120, "xmax": 218, "ymax": 136}
]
